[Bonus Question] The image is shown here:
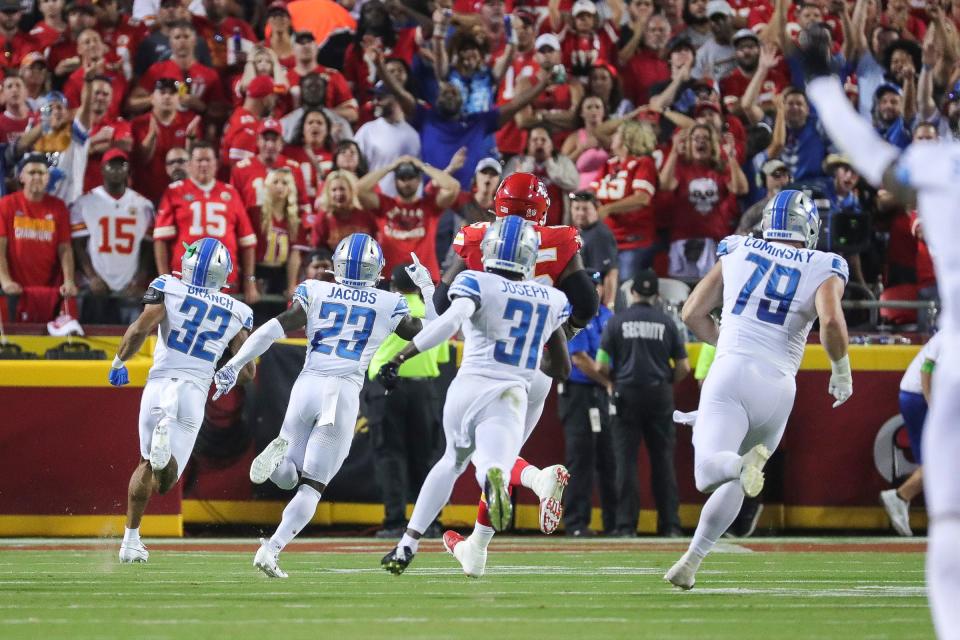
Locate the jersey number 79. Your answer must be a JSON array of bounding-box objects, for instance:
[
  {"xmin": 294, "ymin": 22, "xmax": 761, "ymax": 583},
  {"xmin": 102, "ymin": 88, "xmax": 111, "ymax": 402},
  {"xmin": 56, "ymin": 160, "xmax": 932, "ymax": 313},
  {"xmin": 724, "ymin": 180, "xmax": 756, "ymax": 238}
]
[{"xmin": 732, "ymin": 253, "xmax": 801, "ymax": 326}]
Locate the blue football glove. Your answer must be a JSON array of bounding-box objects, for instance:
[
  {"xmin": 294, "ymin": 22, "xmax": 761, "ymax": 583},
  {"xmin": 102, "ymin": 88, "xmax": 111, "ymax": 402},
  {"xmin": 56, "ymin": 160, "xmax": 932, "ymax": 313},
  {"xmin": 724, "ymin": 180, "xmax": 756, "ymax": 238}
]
[
  {"xmin": 213, "ymin": 364, "xmax": 239, "ymax": 401},
  {"xmin": 109, "ymin": 365, "xmax": 129, "ymax": 387}
]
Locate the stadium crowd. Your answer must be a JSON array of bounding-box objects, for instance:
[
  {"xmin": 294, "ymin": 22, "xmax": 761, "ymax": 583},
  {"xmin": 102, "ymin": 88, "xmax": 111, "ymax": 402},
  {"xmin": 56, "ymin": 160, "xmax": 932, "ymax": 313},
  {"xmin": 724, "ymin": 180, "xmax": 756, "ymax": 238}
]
[{"xmin": 0, "ymin": 0, "xmax": 946, "ymax": 327}]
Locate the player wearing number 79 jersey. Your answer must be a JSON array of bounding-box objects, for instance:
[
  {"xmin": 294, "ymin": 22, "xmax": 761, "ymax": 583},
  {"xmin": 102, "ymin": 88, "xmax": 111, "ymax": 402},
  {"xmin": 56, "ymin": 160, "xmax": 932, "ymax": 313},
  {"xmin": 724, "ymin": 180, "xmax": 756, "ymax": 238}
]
[
  {"xmin": 108, "ymin": 238, "xmax": 255, "ymax": 565},
  {"xmin": 665, "ymin": 190, "xmax": 851, "ymax": 590},
  {"xmin": 211, "ymin": 233, "xmax": 431, "ymax": 578}
]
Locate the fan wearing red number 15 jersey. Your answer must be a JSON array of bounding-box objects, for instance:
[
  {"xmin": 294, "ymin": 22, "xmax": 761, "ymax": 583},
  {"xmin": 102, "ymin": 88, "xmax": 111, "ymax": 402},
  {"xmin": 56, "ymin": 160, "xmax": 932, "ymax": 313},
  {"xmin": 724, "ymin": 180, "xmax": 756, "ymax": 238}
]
[
  {"xmin": 154, "ymin": 178, "xmax": 256, "ymax": 286},
  {"xmin": 70, "ymin": 186, "xmax": 155, "ymax": 292},
  {"xmin": 590, "ymin": 155, "xmax": 658, "ymax": 251}
]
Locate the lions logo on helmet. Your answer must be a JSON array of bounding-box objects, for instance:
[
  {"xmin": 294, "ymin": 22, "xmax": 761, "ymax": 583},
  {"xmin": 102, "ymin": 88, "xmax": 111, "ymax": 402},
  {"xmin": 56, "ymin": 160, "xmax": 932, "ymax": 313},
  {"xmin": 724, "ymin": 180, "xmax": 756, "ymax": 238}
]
[
  {"xmin": 180, "ymin": 238, "xmax": 233, "ymax": 290},
  {"xmin": 481, "ymin": 215, "xmax": 540, "ymax": 278},
  {"xmin": 332, "ymin": 233, "xmax": 385, "ymax": 287},
  {"xmin": 761, "ymin": 189, "xmax": 821, "ymax": 249}
]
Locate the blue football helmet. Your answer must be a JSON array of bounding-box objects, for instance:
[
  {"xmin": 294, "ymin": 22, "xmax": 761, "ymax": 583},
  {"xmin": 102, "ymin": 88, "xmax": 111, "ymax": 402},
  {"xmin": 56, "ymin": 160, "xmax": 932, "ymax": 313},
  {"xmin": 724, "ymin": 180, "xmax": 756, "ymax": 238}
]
[
  {"xmin": 761, "ymin": 189, "xmax": 821, "ymax": 249},
  {"xmin": 181, "ymin": 237, "xmax": 232, "ymax": 289},
  {"xmin": 481, "ymin": 215, "xmax": 540, "ymax": 278},
  {"xmin": 332, "ymin": 233, "xmax": 384, "ymax": 287}
]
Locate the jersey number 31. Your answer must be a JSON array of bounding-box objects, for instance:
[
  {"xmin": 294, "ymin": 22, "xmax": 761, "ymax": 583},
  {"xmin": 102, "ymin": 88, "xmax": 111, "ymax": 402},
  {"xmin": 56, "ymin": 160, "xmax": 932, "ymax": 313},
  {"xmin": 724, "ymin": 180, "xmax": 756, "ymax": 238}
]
[
  {"xmin": 732, "ymin": 253, "xmax": 801, "ymax": 326},
  {"xmin": 495, "ymin": 298, "xmax": 551, "ymax": 369}
]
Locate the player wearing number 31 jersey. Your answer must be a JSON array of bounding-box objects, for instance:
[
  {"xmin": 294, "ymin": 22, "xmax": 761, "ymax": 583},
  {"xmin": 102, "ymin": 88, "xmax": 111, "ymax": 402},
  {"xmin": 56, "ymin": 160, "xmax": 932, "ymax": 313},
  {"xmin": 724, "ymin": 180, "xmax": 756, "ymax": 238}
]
[
  {"xmin": 212, "ymin": 233, "xmax": 431, "ymax": 578},
  {"xmin": 665, "ymin": 190, "xmax": 851, "ymax": 590},
  {"xmin": 109, "ymin": 238, "xmax": 255, "ymax": 565}
]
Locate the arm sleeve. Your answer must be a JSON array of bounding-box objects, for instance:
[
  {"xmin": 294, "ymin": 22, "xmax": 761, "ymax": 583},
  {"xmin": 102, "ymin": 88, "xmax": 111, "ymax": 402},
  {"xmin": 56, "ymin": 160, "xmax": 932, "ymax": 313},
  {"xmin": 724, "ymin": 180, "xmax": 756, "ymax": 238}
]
[
  {"xmin": 223, "ymin": 316, "xmax": 286, "ymax": 370},
  {"xmin": 411, "ymin": 296, "xmax": 475, "ymax": 353}
]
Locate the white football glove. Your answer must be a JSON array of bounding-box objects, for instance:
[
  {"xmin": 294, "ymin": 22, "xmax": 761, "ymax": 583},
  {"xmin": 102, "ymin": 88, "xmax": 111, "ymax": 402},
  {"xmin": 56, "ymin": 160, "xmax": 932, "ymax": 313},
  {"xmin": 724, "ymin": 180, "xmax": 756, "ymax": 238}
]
[
  {"xmin": 212, "ymin": 363, "xmax": 239, "ymax": 401},
  {"xmin": 405, "ymin": 252, "xmax": 435, "ymax": 292},
  {"xmin": 828, "ymin": 355, "xmax": 853, "ymax": 408}
]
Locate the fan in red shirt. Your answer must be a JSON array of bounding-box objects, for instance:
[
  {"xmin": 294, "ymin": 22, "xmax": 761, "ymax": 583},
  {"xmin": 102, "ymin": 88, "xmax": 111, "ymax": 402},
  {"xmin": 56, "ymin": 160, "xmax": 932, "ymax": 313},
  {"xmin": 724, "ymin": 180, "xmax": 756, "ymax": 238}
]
[
  {"xmin": 282, "ymin": 106, "xmax": 335, "ymax": 205},
  {"xmin": 47, "ymin": 0, "xmax": 98, "ymax": 77},
  {"xmin": 590, "ymin": 120, "xmax": 659, "ymax": 272},
  {"xmin": 29, "ymin": 0, "xmax": 67, "ymax": 52},
  {"xmin": 62, "ymin": 29, "xmax": 129, "ymax": 120},
  {"xmin": 249, "ymin": 166, "xmax": 311, "ymax": 298},
  {"xmin": 131, "ymin": 21, "xmax": 225, "ymax": 120},
  {"xmin": 131, "ymin": 77, "xmax": 199, "ymax": 204},
  {"xmin": 311, "ymin": 169, "xmax": 379, "ymax": 251},
  {"xmin": 494, "ymin": 9, "xmax": 539, "ymax": 157},
  {"xmin": 0, "ymin": 154, "xmax": 78, "ymax": 322},
  {"xmin": 0, "ymin": 0, "xmax": 41, "ymax": 69},
  {"xmin": 74, "ymin": 75, "xmax": 134, "ymax": 195},
  {"xmin": 230, "ymin": 118, "xmax": 311, "ymax": 219},
  {"xmin": 285, "ymin": 30, "xmax": 359, "ymax": 124},
  {"xmin": 153, "ymin": 141, "xmax": 259, "ymax": 303},
  {"xmin": 355, "ymin": 156, "xmax": 461, "ymax": 281},
  {"xmin": 94, "ymin": 0, "xmax": 149, "ymax": 73},
  {"xmin": 549, "ymin": 0, "xmax": 619, "ymax": 81},
  {"xmin": 220, "ymin": 75, "xmax": 278, "ymax": 166},
  {"xmin": 659, "ymin": 123, "xmax": 748, "ymax": 278},
  {"xmin": 719, "ymin": 30, "xmax": 788, "ymax": 117},
  {"xmin": 342, "ymin": 2, "xmax": 416, "ymax": 106},
  {"xmin": 619, "ymin": 14, "xmax": 671, "ymax": 106},
  {"xmin": 0, "ymin": 75, "xmax": 38, "ymax": 145}
]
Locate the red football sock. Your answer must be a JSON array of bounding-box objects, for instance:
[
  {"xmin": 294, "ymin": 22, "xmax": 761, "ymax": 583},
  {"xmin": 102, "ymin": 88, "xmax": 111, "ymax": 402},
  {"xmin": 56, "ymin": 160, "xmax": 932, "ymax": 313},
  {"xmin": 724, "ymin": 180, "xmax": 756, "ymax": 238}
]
[{"xmin": 511, "ymin": 457, "xmax": 531, "ymax": 487}]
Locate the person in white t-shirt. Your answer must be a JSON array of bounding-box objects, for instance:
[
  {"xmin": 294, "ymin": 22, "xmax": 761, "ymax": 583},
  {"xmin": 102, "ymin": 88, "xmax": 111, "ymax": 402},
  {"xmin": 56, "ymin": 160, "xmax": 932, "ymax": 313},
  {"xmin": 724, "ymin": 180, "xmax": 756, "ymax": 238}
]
[
  {"xmin": 880, "ymin": 332, "xmax": 943, "ymax": 537},
  {"xmin": 70, "ymin": 148, "xmax": 155, "ymax": 323},
  {"xmin": 354, "ymin": 83, "xmax": 421, "ymax": 198}
]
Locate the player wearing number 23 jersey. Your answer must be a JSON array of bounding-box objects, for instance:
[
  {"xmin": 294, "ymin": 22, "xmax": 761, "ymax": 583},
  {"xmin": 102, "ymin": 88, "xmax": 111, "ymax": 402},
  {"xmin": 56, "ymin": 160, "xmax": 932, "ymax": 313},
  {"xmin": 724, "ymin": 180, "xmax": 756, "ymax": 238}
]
[
  {"xmin": 665, "ymin": 190, "xmax": 852, "ymax": 591},
  {"xmin": 154, "ymin": 178, "xmax": 256, "ymax": 286},
  {"xmin": 211, "ymin": 233, "xmax": 431, "ymax": 578},
  {"xmin": 109, "ymin": 238, "xmax": 254, "ymax": 565}
]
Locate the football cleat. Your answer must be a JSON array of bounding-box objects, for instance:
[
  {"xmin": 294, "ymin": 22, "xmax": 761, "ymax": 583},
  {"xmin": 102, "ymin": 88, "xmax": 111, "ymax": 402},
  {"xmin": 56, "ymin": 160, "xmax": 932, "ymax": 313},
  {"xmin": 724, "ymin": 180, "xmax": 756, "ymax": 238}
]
[
  {"xmin": 148, "ymin": 422, "xmax": 172, "ymax": 471},
  {"xmin": 484, "ymin": 467, "xmax": 512, "ymax": 532},
  {"xmin": 664, "ymin": 552, "xmax": 700, "ymax": 590},
  {"xmin": 249, "ymin": 437, "xmax": 289, "ymax": 485},
  {"xmin": 739, "ymin": 444, "xmax": 771, "ymax": 499},
  {"xmin": 532, "ymin": 464, "xmax": 569, "ymax": 534},
  {"xmin": 880, "ymin": 489, "xmax": 913, "ymax": 537},
  {"xmin": 253, "ymin": 538, "xmax": 288, "ymax": 578},
  {"xmin": 119, "ymin": 541, "xmax": 149, "ymax": 563},
  {"xmin": 381, "ymin": 545, "xmax": 415, "ymax": 575},
  {"xmin": 443, "ymin": 531, "xmax": 487, "ymax": 578}
]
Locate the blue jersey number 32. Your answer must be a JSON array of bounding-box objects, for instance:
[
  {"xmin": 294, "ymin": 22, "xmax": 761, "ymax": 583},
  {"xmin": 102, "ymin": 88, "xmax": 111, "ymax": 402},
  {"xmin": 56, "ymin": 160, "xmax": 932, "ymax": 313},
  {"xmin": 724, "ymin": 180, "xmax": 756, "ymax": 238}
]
[
  {"xmin": 732, "ymin": 253, "xmax": 801, "ymax": 326},
  {"xmin": 167, "ymin": 296, "xmax": 232, "ymax": 361}
]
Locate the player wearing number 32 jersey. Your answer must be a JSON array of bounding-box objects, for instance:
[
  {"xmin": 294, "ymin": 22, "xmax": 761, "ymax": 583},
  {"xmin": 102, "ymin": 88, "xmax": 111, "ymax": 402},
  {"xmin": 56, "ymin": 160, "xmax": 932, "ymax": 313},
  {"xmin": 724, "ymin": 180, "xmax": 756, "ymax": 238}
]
[
  {"xmin": 665, "ymin": 190, "xmax": 851, "ymax": 590},
  {"xmin": 211, "ymin": 233, "xmax": 432, "ymax": 578},
  {"xmin": 108, "ymin": 238, "xmax": 255, "ymax": 565}
]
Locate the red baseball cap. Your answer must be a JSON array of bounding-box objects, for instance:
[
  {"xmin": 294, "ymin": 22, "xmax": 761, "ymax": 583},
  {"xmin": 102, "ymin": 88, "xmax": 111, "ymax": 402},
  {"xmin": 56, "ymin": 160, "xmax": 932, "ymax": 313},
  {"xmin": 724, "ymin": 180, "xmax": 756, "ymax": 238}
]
[
  {"xmin": 102, "ymin": 148, "xmax": 129, "ymax": 164},
  {"xmin": 258, "ymin": 117, "xmax": 283, "ymax": 136},
  {"xmin": 246, "ymin": 75, "xmax": 276, "ymax": 99}
]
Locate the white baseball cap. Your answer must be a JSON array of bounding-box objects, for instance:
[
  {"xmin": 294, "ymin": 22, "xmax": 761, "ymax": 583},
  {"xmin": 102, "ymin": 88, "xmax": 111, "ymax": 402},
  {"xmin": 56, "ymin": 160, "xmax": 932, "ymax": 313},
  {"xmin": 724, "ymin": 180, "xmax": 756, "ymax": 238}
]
[
  {"xmin": 572, "ymin": 0, "xmax": 597, "ymax": 16},
  {"xmin": 475, "ymin": 158, "xmax": 503, "ymax": 175},
  {"xmin": 534, "ymin": 33, "xmax": 561, "ymax": 52},
  {"xmin": 706, "ymin": 0, "xmax": 734, "ymax": 17}
]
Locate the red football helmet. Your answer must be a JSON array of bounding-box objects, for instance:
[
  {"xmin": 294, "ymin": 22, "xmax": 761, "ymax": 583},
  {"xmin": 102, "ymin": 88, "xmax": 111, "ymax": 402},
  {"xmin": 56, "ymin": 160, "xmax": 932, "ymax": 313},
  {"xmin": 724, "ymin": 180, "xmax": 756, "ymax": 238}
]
[{"xmin": 494, "ymin": 172, "xmax": 550, "ymax": 225}]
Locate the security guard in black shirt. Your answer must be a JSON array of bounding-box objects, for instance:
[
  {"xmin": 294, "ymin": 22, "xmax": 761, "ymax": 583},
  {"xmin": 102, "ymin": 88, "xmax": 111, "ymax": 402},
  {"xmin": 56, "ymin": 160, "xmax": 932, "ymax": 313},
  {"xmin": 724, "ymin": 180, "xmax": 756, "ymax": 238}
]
[{"xmin": 597, "ymin": 269, "xmax": 690, "ymax": 536}]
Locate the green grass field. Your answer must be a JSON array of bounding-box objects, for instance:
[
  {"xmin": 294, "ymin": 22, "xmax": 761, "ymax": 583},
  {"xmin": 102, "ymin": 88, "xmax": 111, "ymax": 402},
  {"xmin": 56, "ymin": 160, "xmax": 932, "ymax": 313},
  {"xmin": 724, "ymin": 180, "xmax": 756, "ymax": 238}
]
[{"xmin": 0, "ymin": 537, "xmax": 932, "ymax": 640}]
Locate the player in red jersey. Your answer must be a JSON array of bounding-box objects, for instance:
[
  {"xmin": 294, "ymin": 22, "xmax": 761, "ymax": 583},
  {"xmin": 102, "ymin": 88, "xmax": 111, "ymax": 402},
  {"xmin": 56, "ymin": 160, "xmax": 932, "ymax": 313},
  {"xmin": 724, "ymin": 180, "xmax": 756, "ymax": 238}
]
[
  {"xmin": 153, "ymin": 141, "xmax": 259, "ymax": 303},
  {"xmin": 434, "ymin": 172, "xmax": 598, "ymax": 577}
]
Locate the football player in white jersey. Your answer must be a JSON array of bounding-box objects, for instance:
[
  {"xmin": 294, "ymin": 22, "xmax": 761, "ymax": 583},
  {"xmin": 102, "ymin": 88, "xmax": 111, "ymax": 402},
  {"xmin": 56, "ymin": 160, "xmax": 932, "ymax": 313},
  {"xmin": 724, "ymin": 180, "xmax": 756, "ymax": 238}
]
[
  {"xmin": 212, "ymin": 233, "xmax": 431, "ymax": 578},
  {"xmin": 664, "ymin": 190, "xmax": 851, "ymax": 589},
  {"xmin": 380, "ymin": 215, "xmax": 572, "ymax": 576},
  {"xmin": 110, "ymin": 237, "xmax": 255, "ymax": 564},
  {"xmin": 800, "ymin": 27, "xmax": 960, "ymax": 637},
  {"xmin": 70, "ymin": 149, "xmax": 155, "ymax": 319}
]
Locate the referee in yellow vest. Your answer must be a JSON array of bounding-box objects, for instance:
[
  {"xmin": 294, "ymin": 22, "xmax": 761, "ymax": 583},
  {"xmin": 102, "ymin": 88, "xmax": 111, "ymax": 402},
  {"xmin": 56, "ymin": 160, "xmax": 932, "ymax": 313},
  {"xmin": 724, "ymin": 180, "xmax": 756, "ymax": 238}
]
[{"xmin": 367, "ymin": 265, "xmax": 448, "ymax": 539}]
